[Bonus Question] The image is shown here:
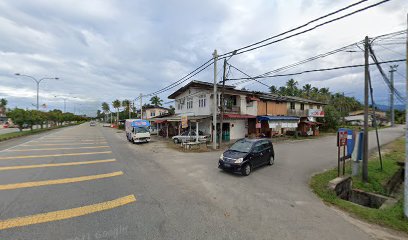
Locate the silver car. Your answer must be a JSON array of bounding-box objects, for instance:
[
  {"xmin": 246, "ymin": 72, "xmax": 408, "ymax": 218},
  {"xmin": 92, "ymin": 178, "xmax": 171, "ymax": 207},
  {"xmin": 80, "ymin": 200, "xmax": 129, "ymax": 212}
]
[{"xmin": 172, "ymin": 131, "xmax": 209, "ymax": 144}]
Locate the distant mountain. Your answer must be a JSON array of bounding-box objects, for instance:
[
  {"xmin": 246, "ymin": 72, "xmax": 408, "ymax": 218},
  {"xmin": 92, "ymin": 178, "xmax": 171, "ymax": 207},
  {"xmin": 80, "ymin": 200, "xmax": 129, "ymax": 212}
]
[{"xmin": 375, "ymin": 104, "xmax": 405, "ymax": 111}]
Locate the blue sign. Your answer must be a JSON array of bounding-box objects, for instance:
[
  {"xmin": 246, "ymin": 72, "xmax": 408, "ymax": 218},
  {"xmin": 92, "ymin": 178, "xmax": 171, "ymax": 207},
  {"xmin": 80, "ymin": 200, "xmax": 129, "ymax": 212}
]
[
  {"xmin": 131, "ymin": 119, "xmax": 150, "ymax": 127},
  {"xmin": 346, "ymin": 129, "xmax": 356, "ymax": 158},
  {"xmin": 356, "ymin": 131, "xmax": 364, "ymax": 161}
]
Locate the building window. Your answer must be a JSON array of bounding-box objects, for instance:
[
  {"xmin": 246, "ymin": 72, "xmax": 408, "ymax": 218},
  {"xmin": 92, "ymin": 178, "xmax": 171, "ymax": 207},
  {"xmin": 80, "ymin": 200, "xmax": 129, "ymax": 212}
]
[
  {"xmin": 290, "ymin": 102, "xmax": 295, "ymax": 110},
  {"xmin": 187, "ymin": 97, "xmax": 193, "ymax": 109},
  {"xmin": 317, "ymin": 105, "xmax": 321, "ymax": 109},
  {"xmin": 198, "ymin": 95, "xmax": 206, "ymax": 108},
  {"xmin": 150, "ymin": 111, "xmax": 155, "ymax": 117},
  {"xmin": 300, "ymin": 103, "xmax": 305, "ymax": 110}
]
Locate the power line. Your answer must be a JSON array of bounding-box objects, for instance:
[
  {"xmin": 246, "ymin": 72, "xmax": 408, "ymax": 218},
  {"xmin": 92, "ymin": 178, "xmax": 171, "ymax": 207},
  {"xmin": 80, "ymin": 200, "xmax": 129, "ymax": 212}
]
[
  {"xmin": 217, "ymin": 0, "xmax": 370, "ymax": 58},
  {"xmin": 137, "ymin": 59, "xmax": 214, "ymax": 99},
  {"xmin": 226, "ymin": 59, "xmax": 405, "ymax": 81},
  {"xmin": 228, "ymin": 29, "xmax": 404, "ymax": 87},
  {"xmin": 218, "ymin": 0, "xmax": 391, "ymax": 59},
  {"xmin": 140, "ymin": 0, "xmax": 390, "ymax": 99}
]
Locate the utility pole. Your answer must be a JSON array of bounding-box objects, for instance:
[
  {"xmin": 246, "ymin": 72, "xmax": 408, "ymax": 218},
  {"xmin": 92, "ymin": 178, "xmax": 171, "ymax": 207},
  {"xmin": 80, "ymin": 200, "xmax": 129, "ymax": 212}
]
[
  {"xmin": 212, "ymin": 49, "xmax": 218, "ymax": 150},
  {"xmin": 389, "ymin": 65, "xmax": 398, "ymax": 127},
  {"xmin": 219, "ymin": 58, "xmax": 227, "ymax": 146},
  {"xmin": 363, "ymin": 36, "xmax": 369, "ymax": 183},
  {"xmin": 63, "ymin": 98, "xmax": 66, "ymax": 113},
  {"xmin": 140, "ymin": 93, "xmax": 143, "ymax": 120},
  {"xmin": 404, "ymin": 13, "xmax": 408, "ymax": 219}
]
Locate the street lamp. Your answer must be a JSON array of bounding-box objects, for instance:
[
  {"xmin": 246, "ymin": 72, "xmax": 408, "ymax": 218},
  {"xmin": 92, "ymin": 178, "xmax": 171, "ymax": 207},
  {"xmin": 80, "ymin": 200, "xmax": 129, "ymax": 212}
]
[{"xmin": 15, "ymin": 73, "xmax": 59, "ymax": 110}]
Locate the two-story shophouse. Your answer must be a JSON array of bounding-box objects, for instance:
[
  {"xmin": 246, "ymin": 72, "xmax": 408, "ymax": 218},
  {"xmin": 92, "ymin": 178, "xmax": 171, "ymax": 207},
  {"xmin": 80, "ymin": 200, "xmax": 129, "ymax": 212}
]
[
  {"xmin": 254, "ymin": 94, "xmax": 325, "ymax": 137},
  {"xmin": 163, "ymin": 81, "xmax": 259, "ymax": 141},
  {"xmin": 153, "ymin": 80, "xmax": 325, "ymax": 141}
]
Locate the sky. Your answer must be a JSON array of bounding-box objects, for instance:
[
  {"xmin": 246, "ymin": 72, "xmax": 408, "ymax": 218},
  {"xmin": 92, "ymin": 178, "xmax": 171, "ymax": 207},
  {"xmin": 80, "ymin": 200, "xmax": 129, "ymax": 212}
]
[{"xmin": 0, "ymin": 0, "xmax": 406, "ymax": 116}]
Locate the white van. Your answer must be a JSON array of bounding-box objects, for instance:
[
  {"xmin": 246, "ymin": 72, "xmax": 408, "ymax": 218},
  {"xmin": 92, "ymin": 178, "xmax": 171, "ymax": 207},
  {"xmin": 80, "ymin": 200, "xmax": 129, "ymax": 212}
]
[{"xmin": 125, "ymin": 119, "xmax": 151, "ymax": 143}]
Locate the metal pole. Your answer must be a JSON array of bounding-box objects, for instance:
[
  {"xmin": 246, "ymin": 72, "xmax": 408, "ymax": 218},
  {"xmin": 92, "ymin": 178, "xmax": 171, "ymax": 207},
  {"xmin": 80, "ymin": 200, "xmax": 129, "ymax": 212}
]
[
  {"xmin": 404, "ymin": 13, "xmax": 408, "ymax": 219},
  {"xmin": 140, "ymin": 93, "xmax": 143, "ymax": 120},
  {"xmin": 212, "ymin": 49, "xmax": 218, "ymax": 150},
  {"xmin": 389, "ymin": 65, "xmax": 397, "ymax": 127},
  {"xmin": 36, "ymin": 81, "xmax": 40, "ymax": 110},
  {"xmin": 363, "ymin": 36, "xmax": 369, "ymax": 183},
  {"xmin": 196, "ymin": 121, "xmax": 199, "ymax": 143},
  {"xmin": 220, "ymin": 58, "xmax": 227, "ymax": 146}
]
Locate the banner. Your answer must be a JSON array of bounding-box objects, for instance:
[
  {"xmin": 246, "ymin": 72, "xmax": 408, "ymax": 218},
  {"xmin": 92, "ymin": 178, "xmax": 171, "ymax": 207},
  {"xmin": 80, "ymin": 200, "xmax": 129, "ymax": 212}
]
[
  {"xmin": 181, "ymin": 115, "xmax": 188, "ymax": 128},
  {"xmin": 308, "ymin": 109, "xmax": 325, "ymax": 117}
]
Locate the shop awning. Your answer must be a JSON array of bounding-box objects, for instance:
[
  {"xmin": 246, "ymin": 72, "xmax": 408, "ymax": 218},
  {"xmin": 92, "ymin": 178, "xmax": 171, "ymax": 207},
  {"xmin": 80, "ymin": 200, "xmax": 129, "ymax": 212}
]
[
  {"xmin": 154, "ymin": 120, "xmax": 167, "ymax": 124},
  {"xmin": 257, "ymin": 116, "xmax": 299, "ymax": 121},
  {"xmin": 150, "ymin": 115, "xmax": 211, "ymax": 122},
  {"xmin": 224, "ymin": 114, "xmax": 256, "ymax": 119},
  {"xmin": 301, "ymin": 121, "xmax": 323, "ymax": 126}
]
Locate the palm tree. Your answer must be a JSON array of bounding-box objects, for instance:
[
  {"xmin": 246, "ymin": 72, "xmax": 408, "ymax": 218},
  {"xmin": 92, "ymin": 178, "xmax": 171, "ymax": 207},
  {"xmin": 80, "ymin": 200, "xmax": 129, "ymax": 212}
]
[
  {"xmin": 122, "ymin": 99, "xmax": 131, "ymax": 119},
  {"xmin": 0, "ymin": 98, "xmax": 7, "ymax": 116},
  {"xmin": 302, "ymin": 84, "xmax": 312, "ymax": 98},
  {"xmin": 101, "ymin": 102, "xmax": 110, "ymax": 122},
  {"xmin": 269, "ymin": 85, "xmax": 278, "ymax": 94},
  {"xmin": 150, "ymin": 96, "xmax": 163, "ymax": 106},
  {"xmin": 285, "ymin": 79, "xmax": 298, "ymax": 96},
  {"xmin": 112, "ymin": 100, "xmax": 121, "ymax": 125}
]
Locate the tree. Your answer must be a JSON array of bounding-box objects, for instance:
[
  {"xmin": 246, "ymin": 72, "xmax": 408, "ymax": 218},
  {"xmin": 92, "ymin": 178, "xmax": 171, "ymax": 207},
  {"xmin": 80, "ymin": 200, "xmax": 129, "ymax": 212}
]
[
  {"xmin": 285, "ymin": 79, "xmax": 299, "ymax": 96},
  {"xmin": 168, "ymin": 105, "xmax": 175, "ymax": 115},
  {"xmin": 269, "ymin": 85, "xmax": 279, "ymax": 94},
  {"xmin": 7, "ymin": 108, "xmax": 27, "ymax": 131},
  {"xmin": 0, "ymin": 98, "xmax": 7, "ymax": 116},
  {"xmin": 101, "ymin": 102, "xmax": 110, "ymax": 122},
  {"xmin": 318, "ymin": 105, "xmax": 341, "ymax": 130},
  {"xmin": 112, "ymin": 99, "xmax": 121, "ymax": 124},
  {"xmin": 302, "ymin": 84, "xmax": 312, "ymax": 98},
  {"xmin": 122, "ymin": 99, "xmax": 131, "ymax": 119},
  {"xmin": 150, "ymin": 96, "xmax": 163, "ymax": 106}
]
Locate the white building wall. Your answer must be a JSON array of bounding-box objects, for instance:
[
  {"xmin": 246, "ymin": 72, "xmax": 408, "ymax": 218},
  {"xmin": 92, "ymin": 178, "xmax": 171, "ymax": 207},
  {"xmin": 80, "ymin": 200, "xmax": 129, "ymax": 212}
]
[
  {"xmin": 228, "ymin": 119, "xmax": 247, "ymax": 140},
  {"xmin": 174, "ymin": 88, "xmax": 211, "ymax": 116},
  {"xmin": 246, "ymin": 101, "xmax": 258, "ymax": 116}
]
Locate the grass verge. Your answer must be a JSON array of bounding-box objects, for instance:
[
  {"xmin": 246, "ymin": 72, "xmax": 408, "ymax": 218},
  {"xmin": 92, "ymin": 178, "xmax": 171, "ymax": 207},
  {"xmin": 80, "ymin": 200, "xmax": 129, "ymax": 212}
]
[
  {"xmin": 310, "ymin": 137, "xmax": 407, "ymax": 233},
  {"xmin": 0, "ymin": 124, "xmax": 79, "ymax": 142}
]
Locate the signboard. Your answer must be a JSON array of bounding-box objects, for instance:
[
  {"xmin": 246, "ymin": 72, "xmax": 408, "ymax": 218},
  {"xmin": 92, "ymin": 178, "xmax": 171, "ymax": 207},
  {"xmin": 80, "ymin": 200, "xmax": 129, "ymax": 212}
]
[
  {"xmin": 337, "ymin": 130, "xmax": 347, "ymax": 146},
  {"xmin": 308, "ymin": 109, "xmax": 325, "ymax": 117},
  {"xmin": 181, "ymin": 115, "xmax": 188, "ymax": 128},
  {"xmin": 256, "ymin": 123, "xmax": 261, "ymax": 129},
  {"xmin": 131, "ymin": 119, "xmax": 150, "ymax": 127}
]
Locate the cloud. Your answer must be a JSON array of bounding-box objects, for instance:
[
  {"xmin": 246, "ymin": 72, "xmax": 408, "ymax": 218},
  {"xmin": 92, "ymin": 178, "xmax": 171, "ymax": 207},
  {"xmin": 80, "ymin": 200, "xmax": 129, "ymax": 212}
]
[{"xmin": 0, "ymin": 0, "xmax": 406, "ymax": 116}]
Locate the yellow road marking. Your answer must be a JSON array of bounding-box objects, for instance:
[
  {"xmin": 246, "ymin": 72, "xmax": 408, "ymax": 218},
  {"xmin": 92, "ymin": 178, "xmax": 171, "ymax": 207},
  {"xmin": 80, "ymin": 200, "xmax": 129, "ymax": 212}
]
[
  {"xmin": 36, "ymin": 139, "xmax": 105, "ymax": 142},
  {"xmin": 0, "ymin": 151, "xmax": 112, "ymax": 160},
  {"xmin": 6, "ymin": 146, "xmax": 110, "ymax": 152},
  {"xmin": 22, "ymin": 142, "xmax": 108, "ymax": 147},
  {"xmin": 0, "ymin": 171, "xmax": 123, "ymax": 190},
  {"xmin": 0, "ymin": 194, "xmax": 136, "ymax": 230},
  {"xmin": 0, "ymin": 159, "xmax": 116, "ymax": 171}
]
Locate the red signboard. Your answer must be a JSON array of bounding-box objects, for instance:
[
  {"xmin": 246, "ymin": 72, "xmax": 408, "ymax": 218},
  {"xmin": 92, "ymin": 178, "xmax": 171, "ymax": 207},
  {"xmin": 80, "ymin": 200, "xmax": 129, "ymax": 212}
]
[
  {"xmin": 337, "ymin": 130, "xmax": 347, "ymax": 146},
  {"xmin": 308, "ymin": 109, "xmax": 325, "ymax": 117}
]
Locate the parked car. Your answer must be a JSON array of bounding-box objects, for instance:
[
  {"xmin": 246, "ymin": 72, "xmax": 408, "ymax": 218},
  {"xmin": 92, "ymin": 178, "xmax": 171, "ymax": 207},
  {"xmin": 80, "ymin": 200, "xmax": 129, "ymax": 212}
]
[
  {"xmin": 218, "ymin": 138, "xmax": 274, "ymax": 176},
  {"xmin": 90, "ymin": 121, "xmax": 96, "ymax": 126},
  {"xmin": 102, "ymin": 123, "xmax": 111, "ymax": 127},
  {"xmin": 172, "ymin": 130, "xmax": 209, "ymax": 144}
]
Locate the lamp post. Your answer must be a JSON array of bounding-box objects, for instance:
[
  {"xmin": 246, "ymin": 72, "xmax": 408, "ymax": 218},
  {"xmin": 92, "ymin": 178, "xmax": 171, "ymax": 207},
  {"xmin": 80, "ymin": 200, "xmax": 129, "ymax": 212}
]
[{"xmin": 15, "ymin": 73, "xmax": 59, "ymax": 110}]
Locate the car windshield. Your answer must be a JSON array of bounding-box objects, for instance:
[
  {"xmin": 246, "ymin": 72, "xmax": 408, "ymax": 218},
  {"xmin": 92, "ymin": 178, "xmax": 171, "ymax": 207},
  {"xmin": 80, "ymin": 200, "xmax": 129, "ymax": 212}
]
[
  {"xmin": 134, "ymin": 127, "xmax": 149, "ymax": 133},
  {"xmin": 229, "ymin": 139, "xmax": 254, "ymax": 153}
]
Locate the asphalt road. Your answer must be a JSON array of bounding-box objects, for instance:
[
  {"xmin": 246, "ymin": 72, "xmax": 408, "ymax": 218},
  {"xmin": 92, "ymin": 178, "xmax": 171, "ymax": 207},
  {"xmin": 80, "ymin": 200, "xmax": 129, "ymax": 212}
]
[{"xmin": 0, "ymin": 123, "xmax": 404, "ymax": 240}]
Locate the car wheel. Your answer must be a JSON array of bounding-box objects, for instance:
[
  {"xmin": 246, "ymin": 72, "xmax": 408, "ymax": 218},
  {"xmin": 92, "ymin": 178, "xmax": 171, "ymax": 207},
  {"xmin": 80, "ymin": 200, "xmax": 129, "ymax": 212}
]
[
  {"xmin": 173, "ymin": 138, "xmax": 179, "ymax": 144},
  {"xmin": 268, "ymin": 156, "xmax": 274, "ymax": 165},
  {"xmin": 241, "ymin": 164, "xmax": 251, "ymax": 176}
]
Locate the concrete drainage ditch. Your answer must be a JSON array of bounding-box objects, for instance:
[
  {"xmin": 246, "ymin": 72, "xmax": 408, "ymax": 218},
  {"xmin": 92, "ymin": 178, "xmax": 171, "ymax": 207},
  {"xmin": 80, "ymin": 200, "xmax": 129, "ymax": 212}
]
[{"xmin": 328, "ymin": 165, "xmax": 403, "ymax": 209}]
